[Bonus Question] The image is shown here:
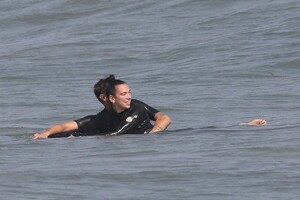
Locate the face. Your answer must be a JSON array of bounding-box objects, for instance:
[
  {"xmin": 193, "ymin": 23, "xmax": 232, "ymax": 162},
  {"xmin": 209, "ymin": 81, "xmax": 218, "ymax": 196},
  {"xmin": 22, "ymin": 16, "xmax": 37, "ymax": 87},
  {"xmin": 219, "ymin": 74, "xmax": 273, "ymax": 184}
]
[{"xmin": 109, "ymin": 83, "xmax": 132, "ymax": 113}]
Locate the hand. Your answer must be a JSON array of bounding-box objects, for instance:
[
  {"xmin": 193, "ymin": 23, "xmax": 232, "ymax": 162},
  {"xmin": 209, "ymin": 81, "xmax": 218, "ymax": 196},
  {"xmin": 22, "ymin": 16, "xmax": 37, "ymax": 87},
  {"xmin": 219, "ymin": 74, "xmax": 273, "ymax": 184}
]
[
  {"xmin": 150, "ymin": 125, "xmax": 163, "ymax": 133},
  {"xmin": 240, "ymin": 118, "xmax": 267, "ymax": 126},
  {"xmin": 32, "ymin": 132, "xmax": 49, "ymax": 139}
]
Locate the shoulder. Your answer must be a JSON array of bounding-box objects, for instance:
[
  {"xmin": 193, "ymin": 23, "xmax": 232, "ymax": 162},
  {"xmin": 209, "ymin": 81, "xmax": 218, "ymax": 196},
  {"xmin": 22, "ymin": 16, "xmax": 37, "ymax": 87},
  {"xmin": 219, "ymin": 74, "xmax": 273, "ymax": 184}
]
[
  {"xmin": 126, "ymin": 99, "xmax": 148, "ymax": 115},
  {"xmin": 132, "ymin": 99, "xmax": 159, "ymax": 115},
  {"xmin": 96, "ymin": 108, "xmax": 111, "ymax": 119},
  {"xmin": 131, "ymin": 99, "xmax": 148, "ymax": 109},
  {"xmin": 96, "ymin": 108, "xmax": 109, "ymax": 116},
  {"xmin": 131, "ymin": 99, "xmax": 143, "ymax": 104},
  {"xmin": 132, "ymin": 99, "xmax": 152, "ymax": 107}
]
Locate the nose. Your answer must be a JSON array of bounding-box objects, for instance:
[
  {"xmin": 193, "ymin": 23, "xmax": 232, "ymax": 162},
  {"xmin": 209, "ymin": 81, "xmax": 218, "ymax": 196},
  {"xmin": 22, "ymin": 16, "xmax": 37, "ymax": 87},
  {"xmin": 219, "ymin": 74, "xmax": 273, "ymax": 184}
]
[{"xmin": 126, "ymin": 92, "xmax": 131, "ymax": 99}]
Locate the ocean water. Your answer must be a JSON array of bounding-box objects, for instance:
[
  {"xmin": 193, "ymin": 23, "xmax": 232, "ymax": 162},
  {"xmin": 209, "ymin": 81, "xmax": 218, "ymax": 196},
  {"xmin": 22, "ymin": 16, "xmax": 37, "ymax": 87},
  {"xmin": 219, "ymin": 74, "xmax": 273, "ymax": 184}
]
[{"xmin": 1, "ymin": 0, "xmax": 300, "ymax": 199}]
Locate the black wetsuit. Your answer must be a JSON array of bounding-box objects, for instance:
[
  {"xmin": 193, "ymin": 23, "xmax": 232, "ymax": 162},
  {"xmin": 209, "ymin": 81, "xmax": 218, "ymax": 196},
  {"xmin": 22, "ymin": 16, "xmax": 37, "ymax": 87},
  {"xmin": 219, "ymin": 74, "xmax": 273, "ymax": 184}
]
[
  {"xmin": 104, "ymin": 99, "xmax": 157, "ymax": 135},
  {"xmin": 49, "ymin": 99, "xmax": 159, "ymax": 138}
]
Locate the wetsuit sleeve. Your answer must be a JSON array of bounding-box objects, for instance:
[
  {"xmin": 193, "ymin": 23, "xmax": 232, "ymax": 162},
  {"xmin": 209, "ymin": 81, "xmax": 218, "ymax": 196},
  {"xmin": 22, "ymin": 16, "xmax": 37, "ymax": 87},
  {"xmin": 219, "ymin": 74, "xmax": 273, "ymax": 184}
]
[
  {"xmin": 47, "ymin": 116, "xmax": 96, "ymax": 138},
  {"xmin": 106, "ymin": 104, "xmax": 150, "ymax": 136},
  {"xmin": 132, "ymin": 99, "xmax": 159, "ymax": 121},
  {"xmin": 75, "ymin": 115, "xmax": 96, "ymax": 131},
  {"xmin": 74, "ymin": 115, "xmax": 107, "ymax": 135}
]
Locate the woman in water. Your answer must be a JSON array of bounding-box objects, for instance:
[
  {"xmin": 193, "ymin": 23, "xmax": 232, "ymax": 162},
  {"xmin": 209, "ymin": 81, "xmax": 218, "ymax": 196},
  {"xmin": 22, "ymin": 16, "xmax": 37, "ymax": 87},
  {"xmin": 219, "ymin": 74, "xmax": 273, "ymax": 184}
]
[{"xmin": 32, "ymin": 75, "xmax": 171, "ymax": 139}]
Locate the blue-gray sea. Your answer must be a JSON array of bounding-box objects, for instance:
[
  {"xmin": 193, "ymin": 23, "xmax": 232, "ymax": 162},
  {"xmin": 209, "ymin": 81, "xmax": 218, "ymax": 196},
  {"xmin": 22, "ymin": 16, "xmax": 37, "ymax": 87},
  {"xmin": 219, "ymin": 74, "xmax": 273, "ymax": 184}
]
[{"xmin": 1, "ymin": 0, "xmax": 300, "ymax": 199}]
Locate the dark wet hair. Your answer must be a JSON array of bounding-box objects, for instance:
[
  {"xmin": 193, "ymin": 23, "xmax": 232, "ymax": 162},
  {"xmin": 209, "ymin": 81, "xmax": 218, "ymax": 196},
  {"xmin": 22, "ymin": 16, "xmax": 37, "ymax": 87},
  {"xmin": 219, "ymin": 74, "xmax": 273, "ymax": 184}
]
[
  {"xmin": 106, "ymin": 79, "xmax": 127, "ymax": 96},
  {"xmin": 94, "ymin": 74, "xmax": 115, "ymax": 103}
]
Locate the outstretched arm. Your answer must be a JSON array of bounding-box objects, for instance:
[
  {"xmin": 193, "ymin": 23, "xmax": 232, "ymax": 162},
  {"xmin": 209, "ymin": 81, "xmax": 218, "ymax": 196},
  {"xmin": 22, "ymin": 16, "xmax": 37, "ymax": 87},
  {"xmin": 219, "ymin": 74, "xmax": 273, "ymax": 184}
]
[
  {"xmin": 151, "ymin": 112, "xmax": 172, "ymax": 133},
  {"xmin": 32, "ymin": 121, "xmax": 78, "ymax": 139}
]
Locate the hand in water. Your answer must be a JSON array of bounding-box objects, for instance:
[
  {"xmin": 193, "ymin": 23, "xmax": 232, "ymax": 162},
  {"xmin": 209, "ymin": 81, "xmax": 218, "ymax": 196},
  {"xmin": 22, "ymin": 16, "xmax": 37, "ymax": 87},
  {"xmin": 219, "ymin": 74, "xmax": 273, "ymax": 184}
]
[
  {"xmin": 240, "ymin": 118, "xmax": 267, "ymax": 126},
  {"xmin": 32, "ymin": 132, "xmax": 49, "ymax": 139}
]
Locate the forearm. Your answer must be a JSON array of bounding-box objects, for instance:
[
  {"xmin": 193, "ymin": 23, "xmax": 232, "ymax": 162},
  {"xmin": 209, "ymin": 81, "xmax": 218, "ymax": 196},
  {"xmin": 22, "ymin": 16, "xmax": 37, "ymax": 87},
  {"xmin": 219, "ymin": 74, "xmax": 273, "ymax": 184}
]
[
  {"xmin": 32, "ymin": 121, "xmax": 78, "ymax": 139},
  {"xmin": 44, "ymin": 124, "xmax": 69, "ymax": 136},
  {"xmin": 151, "ymin": 112, "xmax": 171, "ymax": 133}
]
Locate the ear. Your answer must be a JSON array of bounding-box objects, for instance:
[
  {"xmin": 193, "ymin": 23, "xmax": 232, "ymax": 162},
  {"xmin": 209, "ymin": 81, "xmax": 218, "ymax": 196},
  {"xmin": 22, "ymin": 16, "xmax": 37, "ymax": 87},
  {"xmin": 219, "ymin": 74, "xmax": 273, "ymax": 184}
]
[
  {"xmin": 109, "ymin": 95, "xmax": 115, "ymax": 104},
  {"xmin": 99, "ymin": 94, "xmax": 107, "ymax": 102}
]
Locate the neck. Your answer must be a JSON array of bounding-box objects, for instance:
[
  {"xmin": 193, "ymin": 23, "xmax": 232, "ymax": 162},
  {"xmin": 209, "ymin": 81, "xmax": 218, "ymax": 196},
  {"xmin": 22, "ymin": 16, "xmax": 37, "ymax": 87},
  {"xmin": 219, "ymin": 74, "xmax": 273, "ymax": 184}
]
[{"xmin": 104, "ymin": 104, "xmax": 112, "ymax": 110}]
